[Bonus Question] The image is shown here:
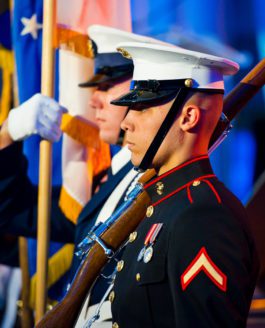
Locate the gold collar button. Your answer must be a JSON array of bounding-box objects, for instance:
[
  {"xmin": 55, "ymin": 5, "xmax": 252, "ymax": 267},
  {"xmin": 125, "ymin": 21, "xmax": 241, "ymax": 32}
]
[
  {"xmin": 192, "ymin": 180, "xmax": 201, "ymax": 187},
  {"xmin": 156, "ymin": 181, "xmax": 164, "ymax": 195}
]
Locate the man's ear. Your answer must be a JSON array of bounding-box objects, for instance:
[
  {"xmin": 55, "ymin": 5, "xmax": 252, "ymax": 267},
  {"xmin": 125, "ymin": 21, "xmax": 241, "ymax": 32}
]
[{"xmin": 179, "ymin": 105, "xmax": 200, "ymax": 131}]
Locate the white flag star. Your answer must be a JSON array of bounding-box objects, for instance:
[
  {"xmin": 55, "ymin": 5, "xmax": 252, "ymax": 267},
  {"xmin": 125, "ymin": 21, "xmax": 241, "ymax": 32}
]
[{"xmin": 21, "ymin": 14, "xmax": 42, "ymax": 40}]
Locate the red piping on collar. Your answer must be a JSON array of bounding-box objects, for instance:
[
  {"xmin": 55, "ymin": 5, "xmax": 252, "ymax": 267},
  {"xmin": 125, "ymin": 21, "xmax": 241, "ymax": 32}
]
[
  {"xmin": 187, "ymin": 178, "xmax": 221, "ymax": 204},
  {"xmin": 151, "ymin": 174, "xmax": 216, "ymax": 208},
  {"xmin": 144, "ymin": 155, "xmax": 209, "ymax": 189}
]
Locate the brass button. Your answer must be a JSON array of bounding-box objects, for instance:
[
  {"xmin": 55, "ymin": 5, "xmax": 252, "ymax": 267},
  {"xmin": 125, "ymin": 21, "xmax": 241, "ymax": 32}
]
[
  {"xmin": 112, "ymin": 322, "xmax": 119, "ymax": 328},
  {"xmin": 185, "ymin": 78, "xmax": 193, "ymax": 88},
  {"xmin": 129, "ymin": 231, "xmax": 137, "ymax": 242},
  {"xmin": 46, "ymin": 304, "xmax": 53, "ymax": 311},
  {"xmin": 109, "ymin": 291, "xmax": 115, "ymax": 303},
  {"xmin": 146, "ymin": 206, "xmax": 154, "ymax": 217},
  {"xmin": 156, "ymin": 181, "xmax": 164, "ymax": 195},
  {"xmin": 192, "ymin": 180, "xmax": 201, "ymax": 187},
  {"xmin": 117, "ymin": 260, "xmax": 124, "ymax": 272},
  {"xmin": 136, "ymin": 273, "xmax": 141, "ymax": 281}
]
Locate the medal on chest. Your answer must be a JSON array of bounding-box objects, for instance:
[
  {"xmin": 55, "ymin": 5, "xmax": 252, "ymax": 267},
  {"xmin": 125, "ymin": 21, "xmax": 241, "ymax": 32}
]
[{"xmin": 137, "ymin": 223, "xmax": 163, "ymax": 263}]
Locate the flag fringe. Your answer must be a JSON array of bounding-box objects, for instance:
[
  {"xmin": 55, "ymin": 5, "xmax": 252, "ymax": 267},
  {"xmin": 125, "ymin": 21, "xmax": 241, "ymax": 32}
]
[
  {"xmin": 0, "ymin": 46, "xmax": 14, "ymax": 71},
  {"xmin": 0, "ymin": 47, "xmax": 14, "ymax": 124},
  {"xmin": 0, "ymin": 69, "xmax": 12, "ymax": 124},
  {"xmin": 29, "ymin": 244, "xmax": 75, "ymax": 309},
  {"xmin": 58, "ymin": 144, "xmax": 111, "ymax": 223},
  {"xmin": 59, "ymin": 186, "xmax": 83, "ymax": 224},
  {"xmin": 61, "ymin": 113, "xmax": 100, "ymax": 148},
  {"xmin": 55, "ymin": 26, "xmax": 94, "ymax": 58}
]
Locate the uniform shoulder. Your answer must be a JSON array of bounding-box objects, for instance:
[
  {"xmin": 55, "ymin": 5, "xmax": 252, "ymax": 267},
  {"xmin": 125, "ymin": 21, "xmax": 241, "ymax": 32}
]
[
  {"xmin": 185, "ymin": 176, "xmax": 248, "ymax": 227},
  {"xmin": 168, "ymin": 178, "xmax": 256, "ymax": 259},
  {"xmin": 186, "ymin": 177, "xmax": 240, "ymax": 206}
]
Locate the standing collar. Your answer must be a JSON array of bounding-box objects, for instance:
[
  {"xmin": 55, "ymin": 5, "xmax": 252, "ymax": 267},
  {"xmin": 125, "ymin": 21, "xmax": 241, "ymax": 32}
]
[
  {"xmin": 144, "ymin": 155, "xmax": 215, "ymax": 204},
  {"xmin": 111, "ymin": 146, "xmax": 132, "ymax": 175}
]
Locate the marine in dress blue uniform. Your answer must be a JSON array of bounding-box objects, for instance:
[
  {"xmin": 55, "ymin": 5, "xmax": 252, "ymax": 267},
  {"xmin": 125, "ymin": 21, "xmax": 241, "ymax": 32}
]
[{"xmin": 108, "ymin": 42, "xmax": 259, "ymax": 327}]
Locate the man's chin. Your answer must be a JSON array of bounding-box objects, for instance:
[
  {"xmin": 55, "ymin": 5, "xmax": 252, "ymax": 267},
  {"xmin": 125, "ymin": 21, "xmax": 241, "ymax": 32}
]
[
  {"xmin": 100, "ymin": 132, "xmax": 118, "ymax": 145},
  {"xmin": 130, "ymin": 155, "xmax": 142, "ymax": 168}
]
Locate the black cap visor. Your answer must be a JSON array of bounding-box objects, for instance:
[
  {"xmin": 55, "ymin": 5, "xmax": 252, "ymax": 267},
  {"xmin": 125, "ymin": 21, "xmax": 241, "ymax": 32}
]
[
  {"xmin": 111, "ymin": 88, "xmax": 180, "ymax": 110},
  {"xmin": 111, "ymin": 79, "xmax": 224, "ymax": 109},
  {"xmin": 78, "ymin": 64, "xmax": 133, "ymax": 89}
]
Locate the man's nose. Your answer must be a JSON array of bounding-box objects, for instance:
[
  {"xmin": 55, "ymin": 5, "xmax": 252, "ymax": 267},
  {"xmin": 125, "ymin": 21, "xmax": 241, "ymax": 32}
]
[
  {"xmin": 90, "ymin": 90, "xmax": 104, "ymax": 111},
  {"xmin": 121, "ymin": 110, "xmax": 134, "ymax": 132}
]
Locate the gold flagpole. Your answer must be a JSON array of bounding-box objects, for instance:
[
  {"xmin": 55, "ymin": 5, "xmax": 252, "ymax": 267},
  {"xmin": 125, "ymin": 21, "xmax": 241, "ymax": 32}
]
[
  {"xmin": 18, "ymin": 238, "xmax": 34, "ymax": 328},
  {"xmin": 35, "ymin": 0, "xmax": 55, "ymax": 323}
]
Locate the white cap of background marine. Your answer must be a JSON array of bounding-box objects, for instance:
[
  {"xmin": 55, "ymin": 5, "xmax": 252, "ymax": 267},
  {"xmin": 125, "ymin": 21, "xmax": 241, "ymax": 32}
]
[{"xmin": 79, "ymin": 25, "xmax": 176, "ymax": 88}]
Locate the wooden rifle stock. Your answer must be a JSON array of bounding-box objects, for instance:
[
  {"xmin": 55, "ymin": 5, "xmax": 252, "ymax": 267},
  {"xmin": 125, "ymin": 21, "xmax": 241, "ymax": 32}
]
[
  {"xmin": 37, "ymin": 59, "xmax": 265, "ymax": 327},
  {"xmin": 36, "ymin": 170, "xmax": 154, "ymax": 327}
]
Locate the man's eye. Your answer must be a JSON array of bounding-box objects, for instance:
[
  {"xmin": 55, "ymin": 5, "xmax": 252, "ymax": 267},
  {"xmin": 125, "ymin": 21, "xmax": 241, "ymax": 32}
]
[
  {"xmin": 98, "ymin": 83, "xmax": 113, "ymax": 91},
  {"xmin": 140, "ymin": 106, "xmax": 153, "ymax": 112}
]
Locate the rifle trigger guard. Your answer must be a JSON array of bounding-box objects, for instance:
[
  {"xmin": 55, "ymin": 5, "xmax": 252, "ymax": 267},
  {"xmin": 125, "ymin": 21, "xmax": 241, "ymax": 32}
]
[{"xmin": 88, "ymin": 233, "xmax": 114, "ymax": 258}]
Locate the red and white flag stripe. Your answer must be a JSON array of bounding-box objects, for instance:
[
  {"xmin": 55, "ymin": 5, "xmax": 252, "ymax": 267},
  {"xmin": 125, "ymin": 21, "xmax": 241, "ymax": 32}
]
[{"xmin": 181, "ymin": 247, "xmax": 227, "ymax": 292}]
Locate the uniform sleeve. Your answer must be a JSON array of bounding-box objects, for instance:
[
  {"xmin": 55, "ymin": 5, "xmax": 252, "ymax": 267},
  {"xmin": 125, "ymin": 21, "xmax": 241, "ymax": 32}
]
[
  {"xmin": 0, "ymin": 143, "xmax": 75, "ymax": 243},
  {"xmin": 167, "ymin": 203, "xmax": 258, "ymax": 328}
]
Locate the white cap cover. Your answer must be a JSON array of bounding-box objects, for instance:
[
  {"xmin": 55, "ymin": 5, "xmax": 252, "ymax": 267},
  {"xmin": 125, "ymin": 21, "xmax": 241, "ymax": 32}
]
[
  {"xmin": 88, "ymin": 24, "xmax": 171, "ymax": 54},
  {"xmin": 80, "ymin": 25, "xmax": 176, "ymax": 88},
  {"xmin": 116, "ymin": 42, "xmax": 239, "ymax": 90}
]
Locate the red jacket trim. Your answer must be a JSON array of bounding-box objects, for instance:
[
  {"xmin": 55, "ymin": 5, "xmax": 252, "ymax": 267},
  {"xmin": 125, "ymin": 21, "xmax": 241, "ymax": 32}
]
[
  {"xmin": 186, "ymin": 178, "xmax": 222, "ymax": 204},
  {"xmin": 144, "ymin": 155, "xmax": 209, "ymax": 189},
  {"xmin": 152, "ymin": 174, "xmax": 216, "ymax": 207}
]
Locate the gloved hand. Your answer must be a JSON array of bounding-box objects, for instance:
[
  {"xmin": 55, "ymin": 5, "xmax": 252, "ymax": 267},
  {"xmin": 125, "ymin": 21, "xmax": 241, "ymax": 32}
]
[{"xmin": 7, "ymin": 93, "xmax": 67, "ymax": 142}]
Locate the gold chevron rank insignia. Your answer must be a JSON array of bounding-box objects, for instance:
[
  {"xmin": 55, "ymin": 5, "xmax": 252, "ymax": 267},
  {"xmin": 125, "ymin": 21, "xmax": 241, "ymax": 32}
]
[{"xmin": 181, "ymin": 247, "xmax": 227, "ymax": 292}]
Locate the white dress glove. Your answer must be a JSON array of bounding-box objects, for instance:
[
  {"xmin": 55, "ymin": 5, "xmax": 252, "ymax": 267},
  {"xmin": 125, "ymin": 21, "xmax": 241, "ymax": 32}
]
[{"xmin": 7, "ymin": 93, "xmax": 67, "ymax": 142}]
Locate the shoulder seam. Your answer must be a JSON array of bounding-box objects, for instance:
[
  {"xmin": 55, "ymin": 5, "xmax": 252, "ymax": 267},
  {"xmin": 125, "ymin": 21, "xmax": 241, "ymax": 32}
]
[{"xmin": 186, "ymin": 178, "xmax": 221, "ymax": 204}]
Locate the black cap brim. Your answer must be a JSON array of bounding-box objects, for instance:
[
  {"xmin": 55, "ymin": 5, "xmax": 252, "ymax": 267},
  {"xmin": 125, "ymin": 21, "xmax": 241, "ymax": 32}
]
[
  {"xmin": 78, "ymin": 73, "xmax": 112, "ymax": 87},
  {"xmin": 110, "ymin": 89, "xmax": 179, "ymax": 109},
  {"xmin": 78, "ymin": 64, "xmax": 134, "ymax": 88}
]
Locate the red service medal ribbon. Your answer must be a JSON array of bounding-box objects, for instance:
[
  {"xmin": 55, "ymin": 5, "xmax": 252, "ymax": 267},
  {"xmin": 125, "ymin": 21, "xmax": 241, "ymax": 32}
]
[
  {"xmin": 137, "ymin": 223, "xmax": 163, "ymax": 263},
  {"xmin": 149, "ymin": 223, "xmax": 163, "ymax": 244}
]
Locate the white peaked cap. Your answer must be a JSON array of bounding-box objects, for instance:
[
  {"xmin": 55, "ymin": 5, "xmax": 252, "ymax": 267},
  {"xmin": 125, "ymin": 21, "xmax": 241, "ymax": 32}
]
[
  {"xmin": 88, "ymin": 24, "xmax": 173, "ymax": 54},
  {"xmin": 116, "ymin": 42, "xmax": 240, "ymax": 90}
]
